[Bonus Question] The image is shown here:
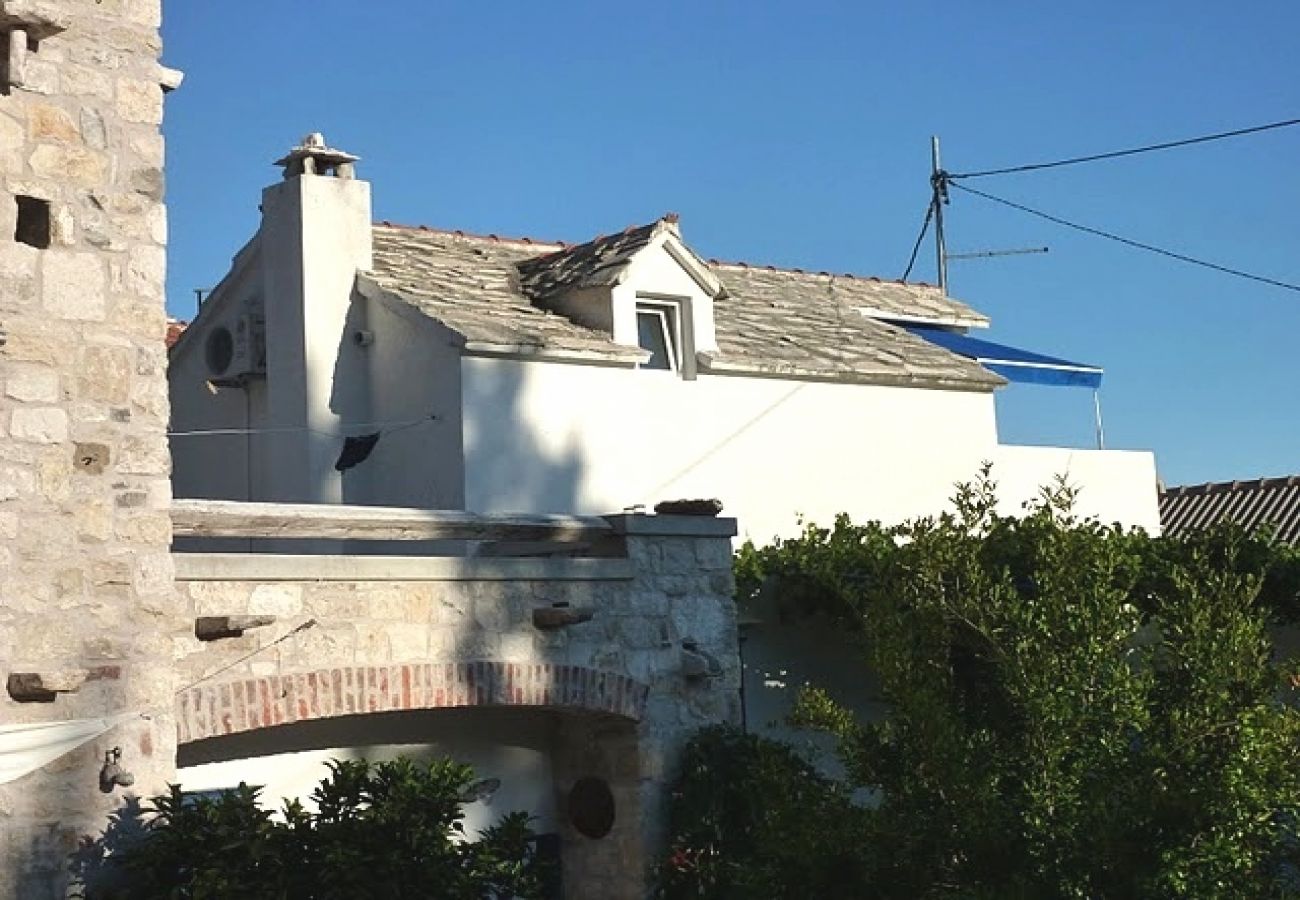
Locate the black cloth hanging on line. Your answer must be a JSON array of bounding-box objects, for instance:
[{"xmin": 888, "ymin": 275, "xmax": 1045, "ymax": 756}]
[{"xmin": 334, "ymin": 432, "xmax": 381, "ymax": 471}]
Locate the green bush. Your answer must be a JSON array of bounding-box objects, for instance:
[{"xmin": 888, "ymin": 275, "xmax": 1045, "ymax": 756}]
[
  {"xmin": 729, "ymin": 469, "xmax": 1300, "ymax": 898},
  {"xmin": 654, "ymin": 725, "xmax": 873, "ymax": 899},
  {"xmin": 112, "ymin": 757, "xmax": 549, "ymax": 899}
]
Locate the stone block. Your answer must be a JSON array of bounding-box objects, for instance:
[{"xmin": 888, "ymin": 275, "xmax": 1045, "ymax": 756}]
[
  {"xmin": 114, "ymin": 510, "xmax": 170, "ymax": 543},
  {"xmin": 247, "ymin": 584, "xmax": 302, "ymax": 617},
  {"xmin": 303, "ymin": 583, "xmax": 368, "ymax": 618},
  {"xmin": 359, "ymin": 582, "xmax": 430, "ymax": 621},
  {"xmin": 115, "ymin": 76, "xmax": 161, "ymax": 124},
  {"xmin": 10, "ymin": 407, "xmax": 68, "ymax": 443},
  {"xmin": 79, "ymin": 106, "xmax": 106, "ymax": 148},
  {"xmin": 27, "ymin": 103, "xmax": 79, "ymax": 143},
  {"xmin": 28, "ymin": 143, "xmax": 106, "ymax": 185},
  {"xmin": 73, "ymin": 500, "xmax": 112, "ymax": 541},
  {"xmin": 62, "ymin": 63, "xmax": 113, "ymax": 98},
  {"xmin": 20, "ymin": 58, "xmax": 58, "ymax": 94},
  {"xmin": 76, "ymin": 345, "xmax": 131, "ymax": 403},
  {"xmin": 42, "ymin": 251, "xmax": 106, "ymax": 320},
  {"xmin": 5, "ymin": 365, "xmax": 59, "ymax": 402},
  {"xmin": 384, "ymin": 623, "xmax": 428, "ymax": 661},
  {"xmin": 124, "ymin": 243, "xmax": 163, "ymax": 300},
  {"xmin": 72, "ymin": 441, "xmax": 109, "ymax": 474},
  {"xmin": 115, "ymin": 433, "xmax": 168, "ymax": 475}
]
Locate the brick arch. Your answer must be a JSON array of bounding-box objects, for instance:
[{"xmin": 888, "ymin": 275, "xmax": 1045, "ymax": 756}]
[{"xmin": 176, "ymin": 662, "xmax": 649, "ymax": 744}]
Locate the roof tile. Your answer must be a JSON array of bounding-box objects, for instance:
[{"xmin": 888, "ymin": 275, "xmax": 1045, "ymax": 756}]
[{"xmin": 368, "ymin": 221, "xmax": 1001, "ymax": 389}]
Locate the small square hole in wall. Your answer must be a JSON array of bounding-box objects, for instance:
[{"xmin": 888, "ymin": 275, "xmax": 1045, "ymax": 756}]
[{"xmin": 14, "ymin": 195, "xmax": 50, "ymax": 249}]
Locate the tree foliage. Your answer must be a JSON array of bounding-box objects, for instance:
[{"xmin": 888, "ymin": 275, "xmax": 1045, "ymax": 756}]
[
  {"xmin": 654, "ymin": 725, "xmax": 873, "ymax": 899},
  {"xmin": 111, "ymin": 757, "xmax": 549, "ymax": 900},
  {"xmin": 728, "ymin": 469, "xmax": 1300, "ymax": 898}
]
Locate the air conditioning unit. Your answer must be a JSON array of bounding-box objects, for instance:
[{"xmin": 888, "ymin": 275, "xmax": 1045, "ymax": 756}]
[{"xmin": 205, "ymin": 312, "xmax": 266, "ymax": 384}]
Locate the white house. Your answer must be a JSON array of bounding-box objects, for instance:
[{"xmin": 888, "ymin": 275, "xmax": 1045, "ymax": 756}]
[
  {"xmin": 169, "ymin": 134, "xmax": 1159, "ymax": 543},
  {"xmin": 168, "ymin": 135, "xmax": 1161, "ymax": 771}
]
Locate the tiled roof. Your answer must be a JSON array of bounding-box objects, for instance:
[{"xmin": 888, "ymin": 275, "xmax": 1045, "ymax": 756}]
[
  {"xmin": 367, "ymin": 220, "xmax": 1002, "ymax": 390},
  {"xmin": 517, "ymin": 220, "xmax": 664, "ymax": 300},
  {"xmin": 367, "ymin": 225, "xmax": 644, "ymax": 361},
  {"xmin": 165, "ymin": 317, "xmax": 187, "ymax": 349},
  {"xmin": 1160, "ymin": 476, "xmax": 1300, "ymax": 545}
]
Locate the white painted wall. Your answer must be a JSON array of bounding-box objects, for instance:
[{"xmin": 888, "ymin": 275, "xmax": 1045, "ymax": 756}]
[
  {"xmin": 260, "ymin": 172, "xmax": 373, "ymax": 507},
  {"xmin": 463, "ymin": 357, "xmax": 1003, "ymax": 540},
  {"xmin": 343, "ymin": 291, "xmax": 465, "ymax": 510},
  {"xmin": 990, "ymin": 444, "xmax": 1161, "ymax": 532},
  {"xmin": 177, "ymin": 708, "xmax": 558, "ymax": 836},
  {"xmin": 458, "ymin": 356, "xmax": 1158, "ymax": 542}
]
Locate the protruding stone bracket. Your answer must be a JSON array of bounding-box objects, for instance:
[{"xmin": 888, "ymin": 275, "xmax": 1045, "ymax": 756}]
[
  {"xmin": 681, "ymin": 640, "xmax": 724, "ymax": 681},
  {"xmin": 0, "ymin": 0, "xmax": 67, "ymax": 92},
  {"xmin": 158, "ymin": 64, "xmax": 184, "ymax": 93},
  {"xmin": 532, "ymin": 602, "xmax": 595, "ymax": 630},
  {"xmin": 8, "ymin": 669, "xmax": 88, "ymax": 702},
  {"xmin": 195, "ymin": 614, "xmax": 277, "ymax": 642}
]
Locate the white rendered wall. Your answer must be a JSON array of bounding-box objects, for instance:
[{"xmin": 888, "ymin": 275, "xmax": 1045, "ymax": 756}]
[
  {"xmin": 177, "ymin": 708, "xmax": 558, "ymax": 836},
  {"xmin": 460, "ymin": 358, "xmax": 1158, "ymax": 542},
  {"xmin": 260, "ymin": 174, "xmax": 373, "ymax": 506},
  {"xmin": 990, "ymin": 444, "xmax": 1161, "ymax": 533},
  {"xmin": 346, "ymin": 294, "xmax": 464, "ymax": 510},
  {"xmin": 462, "ymin": 356, "xmax": 998, "ymax": 543},
  {"xmin": 168, "ymin": 254, "xmax": 265, "ymax": 503}
]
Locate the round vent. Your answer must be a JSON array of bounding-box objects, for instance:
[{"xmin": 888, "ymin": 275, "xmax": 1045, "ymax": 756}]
[
  {"xmin": 567, "ymin": 776, "xmax": 615, "ymax": 839},
  {"xmin": 205, "ymin": 326, "xmax": 234, "ymax": 376}
]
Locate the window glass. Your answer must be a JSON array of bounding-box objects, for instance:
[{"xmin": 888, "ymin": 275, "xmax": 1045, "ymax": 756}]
[{"xmin": 637, "ymin": 308, "xmax": 674, "ymax": 370}]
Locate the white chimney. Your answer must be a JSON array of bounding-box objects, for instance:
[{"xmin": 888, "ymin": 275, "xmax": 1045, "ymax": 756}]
[{"xmin": 259, "ymin": 133, "xmax": 373, "ymax": 504}]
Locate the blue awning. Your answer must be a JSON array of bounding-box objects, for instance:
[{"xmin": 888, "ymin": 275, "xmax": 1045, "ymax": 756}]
[{"xmin": 906, "ymin": 325, "xmax": 1103, "ymax": 389}]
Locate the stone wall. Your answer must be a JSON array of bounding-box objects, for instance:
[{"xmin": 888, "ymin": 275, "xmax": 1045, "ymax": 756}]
[
  {"xmin": 0, "ymin": 1, "xmax": 176, "ymax": 897},
  {"xmin": 172, "ymin": 515, "xmax": 740, "ymax": 900}
]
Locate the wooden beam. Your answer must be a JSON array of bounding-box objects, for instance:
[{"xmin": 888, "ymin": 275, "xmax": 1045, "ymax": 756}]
[{"xmin": 171, "ymin": 499, "xmax": 613, "ymax": 543}]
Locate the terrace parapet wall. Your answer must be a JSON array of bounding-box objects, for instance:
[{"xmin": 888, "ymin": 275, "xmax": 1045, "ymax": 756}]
[{"xmin": 169, "ymin": 501, "xmax": 741, "ymax": 900}]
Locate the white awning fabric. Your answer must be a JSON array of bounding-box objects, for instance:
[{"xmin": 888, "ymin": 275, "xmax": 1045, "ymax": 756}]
[{"xmin": 0, "ymin": 714, "xmax": 139, "ymax": 785}]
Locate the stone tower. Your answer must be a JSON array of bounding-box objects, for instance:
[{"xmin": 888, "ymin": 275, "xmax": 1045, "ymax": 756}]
[{"xmin": 0, "ymin": 1, "xmax": 177, "ymax": 896}]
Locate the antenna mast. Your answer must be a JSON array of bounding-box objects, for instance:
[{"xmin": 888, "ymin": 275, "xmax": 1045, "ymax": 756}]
[{"xmin": 930, "ymin": 136, "xmax": 949, "ymax": 294}]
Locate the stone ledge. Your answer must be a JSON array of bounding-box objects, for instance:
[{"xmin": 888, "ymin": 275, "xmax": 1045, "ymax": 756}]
[
  {"xmin": 602, "ymin": 513, "xmax": 738, "ymax": 538},
  {"xmin": 173, "ymin": 553, "xmax": 634, "ymax": 582}
]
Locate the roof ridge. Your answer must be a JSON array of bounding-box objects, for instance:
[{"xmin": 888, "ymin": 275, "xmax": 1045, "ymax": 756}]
[
  {"xmin": 708, "ymin": 257, "xmax": 936, "ymax": 289},
  {"xmin": 374, "ymin": 218, "xmax": 933, "ymax": 287},
  {"xmin": 375, "ymin": 220, "xmax": 571, "ymax": 251}
]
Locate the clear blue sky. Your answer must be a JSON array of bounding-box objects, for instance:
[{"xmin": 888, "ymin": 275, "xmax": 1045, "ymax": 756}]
[{"xmin": 160, "ymin": 1, "xmax": 1300, "ymax": 487}]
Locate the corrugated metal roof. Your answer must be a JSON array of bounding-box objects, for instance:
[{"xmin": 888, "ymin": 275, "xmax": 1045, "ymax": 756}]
[{"xmin": 1159, "ymin": 476, "xmax": 1300, "ymax": 545}]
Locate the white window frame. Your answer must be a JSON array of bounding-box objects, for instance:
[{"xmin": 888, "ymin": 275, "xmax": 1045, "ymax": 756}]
[{"xmin": 635, "ymin": 295, "xmax": 694, "ymax": 378}]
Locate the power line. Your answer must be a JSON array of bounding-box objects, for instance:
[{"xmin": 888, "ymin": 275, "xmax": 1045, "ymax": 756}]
[
  {"xmin": 948, "ymin": 117, "xmax": 1300, "ymax": 180},
  {"xmin": 949, "ymin": 181, "xmax": 1300, "ymax": 294},
  {"xmin": 167, "ymin": 414, "xmax": 437, "ymax": 439},
  {"xmin": 901, "ymin": 198, "xmax": 935, "ymax": 282}
]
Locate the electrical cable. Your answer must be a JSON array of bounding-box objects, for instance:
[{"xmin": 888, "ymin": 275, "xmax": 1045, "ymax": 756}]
[
  {"xmin": 949, "ymin": 181, "xmax": 1300, "ymax": 293},
  {"xmin": 167, "ymin": 413, "xmax": 437, "ymax": 438},
  {"xmin": 901, "ymin": 198, "xmax": 936, "ymax": 282},
  {"xmin": 949, "ymin": 116, "xmax": 1300, "ymax": 180},
  {"xmin": 175, "ymin": 619, "xmax": 318, "ymax": 695}
]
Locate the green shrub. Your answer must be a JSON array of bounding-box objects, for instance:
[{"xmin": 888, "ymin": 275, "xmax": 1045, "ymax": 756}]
[
  {"xmin": 734, "ymin": 468, "xmax": 1300, "ymax": 898},
  {"xmin": 113, "ymin": 757, "xmax": 549, "ymax": 899},
  {"xmin": 654, "ymin": 725, "xmax": 873, "ymax": 900}
]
